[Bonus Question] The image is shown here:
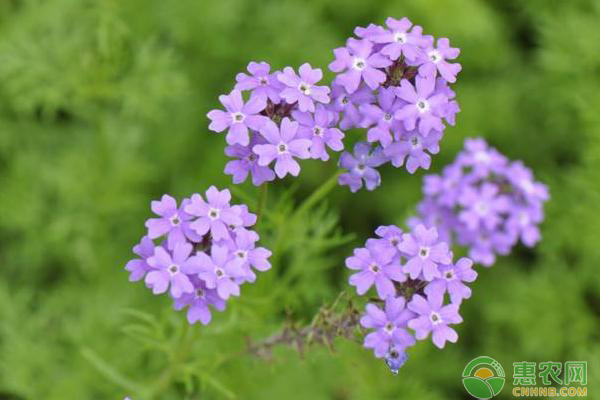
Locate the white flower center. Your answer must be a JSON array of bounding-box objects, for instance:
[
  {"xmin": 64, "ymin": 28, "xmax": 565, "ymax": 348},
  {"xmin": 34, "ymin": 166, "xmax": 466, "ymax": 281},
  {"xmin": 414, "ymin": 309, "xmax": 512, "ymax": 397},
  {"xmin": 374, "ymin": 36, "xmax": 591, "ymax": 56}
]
[
  {"xmin": 168, "ymin": 264, "xmax": 179, "ymax": 276},
  {"xmin": 410, "ymin": 136, "xmax": 421, "ymax": 149},
  {"xmin": 231, "ymin": 112, "xmax": 245, "ymax": 123},
  {"xmin": 368, "ymin": 264, "xmax": 380, "ymax": 274},
  {"xmin": 169, "ymin": 214, "xmax": 181, "ymax": 226},
  {"xmin": 394, "ymin": 32, "xmax": 407, "ymax": 44},
  {"xmin": 215, "ymin": 267, "xmax": 225, "ymax": 278},
  {"xmin": 419, "ymin": 246, "xmax": 430, "ymax": 259},
  {"xmin": 444, "ymin": 270, "xmax": 455, "ymax": 281},
  {"xmin": 475, "ymin": 201, "xmax": 489, "ymax": 216},
  {"xmin": 195, "ymin": 288, "xmax": 205, "ymax": 298},
  {"xmin": 474, "ymin": 151, "xmax": 491, "ymax": 164},
  {"xmin": 208, "ymin": 208, "xmax": 220, "ymax": 220},
  {"xmin": 384, "ymin": 322, "xmax": 395, "ymax": 334},
  {"xmin": 416, "ymin": 99, "xmax": 430, "ymax": 113},
  {"xmin": 429, "ymin": 311, "xmax": 443, "ymax": 325},
  {"xmin": 353, "ymin": 57, "xmax": 367, "ymax": 71},
  {"xmin": 313, "ymin": 126, "xmax": 323, "ymax": 136},
  {"xmin": 236, "ymin": 250, "xmax": 247, "ymax": 260},
  {"xmin": 248, "ymin": 153, "xmax": 257, "ymax": 162},
  {"xmin": 298, "ymin": 82, "xmax": 312, "ymax": 95},
  {"xmin": 277, "ymin": 142, "xmax": 288, "ymax": 154},
  {"xmin": 259, "ymin": 77, "xmax": 268, "ymax": 85},
  {"xmin": 428, "ymin": 50, "xmax": 442, "ymax": 63},
  {"xmin": 384, "ymin": 113, "xmax": 393, "ymax": 122}
]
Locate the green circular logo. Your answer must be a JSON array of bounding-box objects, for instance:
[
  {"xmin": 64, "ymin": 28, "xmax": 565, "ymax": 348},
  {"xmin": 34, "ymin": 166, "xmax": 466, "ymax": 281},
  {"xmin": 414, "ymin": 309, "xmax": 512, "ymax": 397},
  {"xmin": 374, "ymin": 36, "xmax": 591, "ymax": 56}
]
[{"xmin": 462, "ymin": 356, "xmax": 505, "ymax": 399}]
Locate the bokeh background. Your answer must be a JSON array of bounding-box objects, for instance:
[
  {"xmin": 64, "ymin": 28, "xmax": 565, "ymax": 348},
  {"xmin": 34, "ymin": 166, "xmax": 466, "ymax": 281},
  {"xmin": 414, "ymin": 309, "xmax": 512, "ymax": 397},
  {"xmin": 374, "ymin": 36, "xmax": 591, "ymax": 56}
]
[{"xmin": 1, "ymin": 0, "xmax": 599, "ymax": 399}]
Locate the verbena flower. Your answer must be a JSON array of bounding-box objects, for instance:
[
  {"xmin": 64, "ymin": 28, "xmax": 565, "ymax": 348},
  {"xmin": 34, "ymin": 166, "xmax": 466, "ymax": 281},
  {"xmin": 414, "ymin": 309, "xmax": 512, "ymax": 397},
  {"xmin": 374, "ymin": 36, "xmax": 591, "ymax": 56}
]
[
  {"xmin": 277, "ymin": 63, "xmax": 330, "ymax": 112},
  {"xmin": 414, "ymin": 138, "xmax": 549, "ymax": 266},
  {"xmin": 145, "ymin": 242, "xmax": 199, "ymax": 298},
  {"xmin": 145, "ymin": 195, "xmax": 200, "ymax": 250},
  {"xmin": 360, "ymin": 297, "xmax": 416, "ymax": 358},
  {"xmin": 371, "ymin": 17, "xmax": 425, "ymax": 62},
  {"xmin": 185, "ymin": 186, "xmax": 242, "ymax": 242},
  {"xmin": 424, "ymin": 257, "xmax": 477, "ymax": 304},
  {"xmin": 407, "ymin": 292, "xmax": 463, "ymax": 349},
  {"xmin": 253, "ymin": 118, "xmax": 312, "ymax": 178},
  {"xmin": 418, "ymin": 38, "xmax": 461, "ymax": 83},
  {"xmin": 398, "ymin": 224, "xmax": 452, "ymax": 281},
  {"xmin": 292, "ymin": 105, "xmax": 344, "ymax": 161},
  {"xmin": 235, "ymin": 61, "xmax": 283, "ymax": 103},
  {"xmin": 207, "ymin": 89, "xmax": 268, "ymax": 146},
  {"xmin": 126, "ymin": 188, "xmax": 272, "ymax": 325},
  {"xmin": 338, "ymin": 142, "xmax": 387, "ymax": 192},
  {"xmin": 346, "ymin": 242, "xmax": 405, "ymax": 299},
  {"xmin": 224, "ymin": 136, "xmax": 276, "ymax": 186},
  {"xmin": 394, "ymin": 76, "xmax": 447, "ymax": 136}
]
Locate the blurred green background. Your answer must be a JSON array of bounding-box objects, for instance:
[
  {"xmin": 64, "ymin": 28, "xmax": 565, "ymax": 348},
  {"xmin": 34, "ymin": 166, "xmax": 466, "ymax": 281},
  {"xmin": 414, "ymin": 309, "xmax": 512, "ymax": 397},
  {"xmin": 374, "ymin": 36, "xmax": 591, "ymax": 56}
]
[{"xmin": 1, "ymin": 0, "xmax": 599, "ymax": 399}]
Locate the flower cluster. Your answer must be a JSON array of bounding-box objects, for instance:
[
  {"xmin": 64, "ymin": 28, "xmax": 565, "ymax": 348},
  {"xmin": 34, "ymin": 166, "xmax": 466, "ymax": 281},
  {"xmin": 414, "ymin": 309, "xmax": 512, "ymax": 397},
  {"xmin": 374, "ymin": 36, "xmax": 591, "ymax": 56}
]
[
  {"xmin": 412, "ymin": 138, "xmax": 550, "ymax": 266},
  {"xmin": 346, "ymin": 223, "xmax": 476, "ymax": 371},
  {"xmin": 210, "ymin": 62, "xmax": 343, "ymax": 184},
  {"xmin": 125, "ymin": 186, "xmax": 272, "ymax": 325},
  {"xmin": 208, "ymin": 17, "xmax": 461, "ymax": 192},
  {"xmin": 332, "ymin": 17, "xmax": 461, "ymax": 192}
]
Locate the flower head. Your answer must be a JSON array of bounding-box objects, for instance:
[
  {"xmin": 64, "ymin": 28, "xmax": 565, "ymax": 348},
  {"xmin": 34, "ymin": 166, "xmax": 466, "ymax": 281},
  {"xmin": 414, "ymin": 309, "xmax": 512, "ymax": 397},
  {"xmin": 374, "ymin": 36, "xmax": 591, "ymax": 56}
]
[
  {"xmin": 185, "ymin": 186, "xmax": 242, "ymax": 241},
  {"xmin": 398, "ymin": 224, "xmax": 452, "ymax": 281},
  {"xmin": 407, "ymin": 293, "xmax": 463, "ymax": 349}
]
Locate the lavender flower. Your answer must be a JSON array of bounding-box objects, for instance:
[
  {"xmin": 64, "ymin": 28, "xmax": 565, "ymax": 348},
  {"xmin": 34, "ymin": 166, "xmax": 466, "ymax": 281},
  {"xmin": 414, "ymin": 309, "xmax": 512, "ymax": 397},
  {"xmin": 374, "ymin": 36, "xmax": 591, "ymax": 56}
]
[
  {"xmin": 207, "ymin": 89, "xmax": 268, "ymax": 146},
  {"xmin": 338, "ymin": 142, "xmax": 387, "ymax": 192},
  {"xmin": 407, "ymin": 293, "xmax": 463, "ymax": 349},
  {"xmin": 371, "ymin": 17, "xmax": 424, "ymax": 62},
  {"xmin": 196, "ymin": 244, "xmax": 244, "ymax": 300},
  {"xmin": 292, "ymin": 105, "xmax": 344, "ymax": 161},
  {"xmin": 395, "ymin": 76, "xmax": 447, "ymax": 136},
  {"xmin": 173, "ymin": 277, "xmax": 226, "ymax": 325},
  {"xmin": 419, "ymin": 38, "xmax": 461, "ymax": 83},
  {"xmin": 224, "ymin": 136, "xmax": 276, "ymax": 186},
  {"xmin": 277, "ymin": 63, "xmax": 330, "ymax": 112},
  {"xmin": 124, "ymin": 236, "xmax": 154, "ymax": 282},
  {"xmin": 346, "ymin": 242, "xmax": 405, "ymax": 299},
  {"xmin": 329, "ymin": 38, "xmax": 392, "ymax": 92},
  {"xmin": 185, "ymin": 186, "xmax": 242, "ymax": 241},
  {"xmin": 360, "ymin": 297, "xmax": 416, "ymax": 358},
  {"xmin": 398, "ymin": 224, "xmax": 452, "ymax": 281},
  {"xmin": 145, "ymin": 195, "xmax": 200, "ymax": 249},
  {"xmin": 414, "ymin": 138, "xmax": 549, "ymax": 266},
  {"xmin": 252, "ymin": 118, "xmax": 311, "ymax": 178},
  {"xmin": 145, "ymin": 243, "xmax": 199, "ymax": 298},
  {"xmin": 235, "ymin": 61, "xmax": 282, "ymax": 103},
  {"xmin": 425, "ymin": 257, "xmax": 477, "ymax": 304}
]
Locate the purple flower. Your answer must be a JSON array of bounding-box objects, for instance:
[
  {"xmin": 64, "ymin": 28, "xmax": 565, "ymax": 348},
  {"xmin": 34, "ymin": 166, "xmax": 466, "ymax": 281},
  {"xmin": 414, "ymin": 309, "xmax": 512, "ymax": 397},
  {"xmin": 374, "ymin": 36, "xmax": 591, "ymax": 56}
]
[
  {"xmin": 224, "ymin": 135, "xmax": 276, "ymax": 186},
  {"xmin": 145, "ymin": 243, "xmax": 199, "ymax": 298},
  {"xmin": 398, "ymin": 224, "xmax": 451, "ymax": 281},
  {"xmin": 360, "ymin": 297, "xmax": 416, "ymax": 358},
  {"xmin": 329, "ymin": 38, "xmax": 392, "ymax": 93},
  {"xmin": 292, "ymin": 105, "xmax": 344, "ymax": 161},
  {"xmin": 173, "ymin": 277, "xmax": 226, "ymax": 325},
  {"xmin": 346, "ymin": 243, "xmax": 405, "ymax": 299},
  {"xmin": 225, "ymin": 228, "xmax": 272, "ymax": 283},
  {"xmin": 207, "ymin": 89, "xmax": 268, "ymax": 146},
  {"xmin": 235, "ymin": 61, "xmax": 283, "ymax": 103},
  {"xmin": 359, "ymin": 87, "xmax": 402, "ymax": 147},
  {"xmin": 338, "ymin": 142, "xmax": 387, "ymax": 192},
  {"xmin": 425, "ymin": 257, "xmax": 477, "ymax": 304},
  {"xmin": 196, "ymin": 244, "xmax": 244, "ymax": 300},
  {"xmin": 458, "ymin": 183, "xmax": 510, "ymax": 231},
  {"xmin": 371, "ymin": 17, "xmax": 425, "ymax": 62},
  {"xmin": 370, "ymin": 225, "xmax": 404, "ymax": 255},
  {"xmin": 252, "ymin": 118, "xmax": 311, "ymax": 178},
  {"xmin": 184, "ymin": 186, "xmax": 242, "ymax": 241},
  {"xmin": 277, "ymin": 63, "xmax": 330, "ymax": 112},
  {"xmin": 384, "ymin": 130, "xmax": 442, "ymax": 173},
  {"xmin": 125, "ymin": 236, "xmax": 154, "ymax": 282},
  {"xmin": 506, "ymin": 205, "xmax": 543, "ymax": 247},
  {"xmin": 354, "ymin": 23, "xmax": 386, "ymax": 40},
  {"xmin": 407, "ymin": 293, "xmax": 463, "ymax": 349},
  {"xmin": 329, "ymin": 83, "xmax": 375, "ymax": 130},
  {"xmin": 395, "ymin": 76, "xmax": 447, "ymax": 136},
  {"xmin": 419, "ymin": 38, "xmax": 461, "ymax": 83},
  {"xmin": 145, "ymin": 195, "xmax": 201, "ymax": 249}
]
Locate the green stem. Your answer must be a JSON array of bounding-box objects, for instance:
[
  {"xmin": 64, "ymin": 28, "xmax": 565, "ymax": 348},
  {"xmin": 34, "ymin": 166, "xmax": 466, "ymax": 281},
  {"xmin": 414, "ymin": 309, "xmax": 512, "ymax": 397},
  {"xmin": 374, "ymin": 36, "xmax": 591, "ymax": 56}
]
[
  {"xmin": 293, "ymin": 170, "xmax": 342, "ymax": 219},
  {"xmin": 255, "ymin": 183, "xmax": 269, "ymax": 224}
]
